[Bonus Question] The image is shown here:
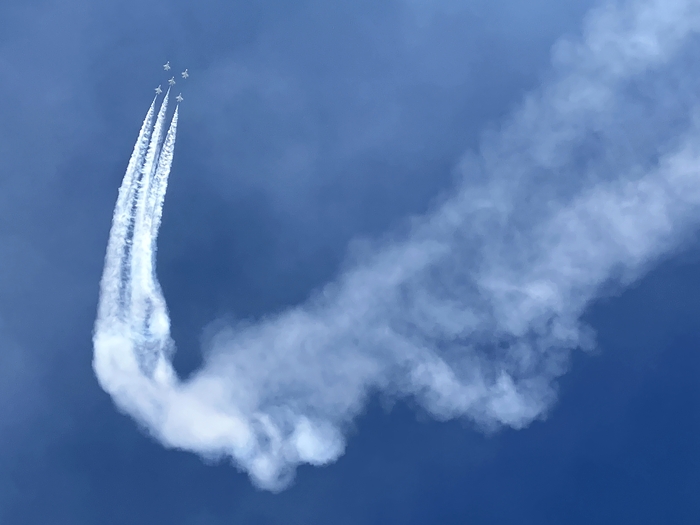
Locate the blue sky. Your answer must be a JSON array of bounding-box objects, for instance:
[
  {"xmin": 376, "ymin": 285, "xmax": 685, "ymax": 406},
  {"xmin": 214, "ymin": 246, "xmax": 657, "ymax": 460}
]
[{"xmin": 2, "ymin": 0, "xmax": 700, "ymax": 523}]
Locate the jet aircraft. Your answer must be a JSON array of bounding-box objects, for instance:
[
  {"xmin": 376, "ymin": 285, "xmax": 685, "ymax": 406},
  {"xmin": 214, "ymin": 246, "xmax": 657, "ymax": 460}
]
[
  {"xmin": 168, "ymin": 77, "xmax": 176, "ymax": 86},
  {"xmin": 181, "ymin": 69, "xmax": 189, "ymax": 79},
  {"xmin": 163, "ymin": 61, "xmax": 171, "ymax": 71},
  {"xmin": 155, "ymin": 85, "xmax": 163, "ymax": 95},
  {"xmin": 176, "ymin": 93, "xmax": 184, "ymax": 102}
]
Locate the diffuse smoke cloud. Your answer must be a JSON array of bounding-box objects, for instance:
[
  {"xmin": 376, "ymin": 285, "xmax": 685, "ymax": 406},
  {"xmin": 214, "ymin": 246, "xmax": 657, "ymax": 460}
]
[{"xmin": 94, "ymin": 0, "xmax": 700, "ymax": 490}]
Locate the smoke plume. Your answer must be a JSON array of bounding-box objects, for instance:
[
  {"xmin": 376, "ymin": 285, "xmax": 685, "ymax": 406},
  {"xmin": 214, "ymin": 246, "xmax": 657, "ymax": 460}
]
[{"xmin": 94, "ymin": 0, "xmax": 700, "ymax": 490}]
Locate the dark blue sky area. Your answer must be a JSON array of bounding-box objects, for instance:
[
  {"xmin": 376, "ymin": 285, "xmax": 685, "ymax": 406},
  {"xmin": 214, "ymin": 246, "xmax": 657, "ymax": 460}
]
[{"xmin": 1, "ymin": 0, "xmax": 699, "ymax": 523}]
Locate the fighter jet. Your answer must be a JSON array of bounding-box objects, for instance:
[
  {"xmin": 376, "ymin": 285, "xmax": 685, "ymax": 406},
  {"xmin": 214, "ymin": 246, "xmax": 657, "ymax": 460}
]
[
  {"xmin": 176, "ymin": 93, "xmax": 184, "ymax": 103},
  {"xmin": 168, "ymin": 77, "xmax": 176, "ymax": 86},
  {"xmin": 181, "ymin": 69, "xmax": 189, "ymax": 79},
  {"xmin": 155, "ymin": 85, "xmax": 163, "ymax": 95},
  {"xmin": 163, "ymin": 61, "xmax": 171, "ymax": 71}
]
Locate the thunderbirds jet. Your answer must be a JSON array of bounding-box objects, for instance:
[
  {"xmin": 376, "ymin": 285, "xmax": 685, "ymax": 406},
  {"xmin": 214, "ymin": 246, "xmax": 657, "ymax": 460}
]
[
  {"xmin": 176, "ymin": 93, "xmax": 184, "ymax": 102},
  {"xmin": 168, "ymin": 77, "xmax": 176, "ymax": 86},
  {"xmin": 181, "ymin": 69, "xmax": 189, "ymax": 79},
  {"xmin": 155, "ymin": 85, "xmax": 163, "ymax": 95},
  {"xmin": 163, "ymin": 61, "xmax": 171, "ymax": 71}
]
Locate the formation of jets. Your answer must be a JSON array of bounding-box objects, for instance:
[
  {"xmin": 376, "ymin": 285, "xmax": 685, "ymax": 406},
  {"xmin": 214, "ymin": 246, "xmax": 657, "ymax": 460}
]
[{"xmin": 157, "ymin": 62, "xmax": 188, "ymax": 102}]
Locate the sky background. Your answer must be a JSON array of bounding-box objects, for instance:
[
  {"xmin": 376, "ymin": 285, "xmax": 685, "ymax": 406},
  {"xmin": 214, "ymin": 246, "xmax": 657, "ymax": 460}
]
[{"xmin": 2, "ymin": 0, "xmax": 700, "ymax": 523}]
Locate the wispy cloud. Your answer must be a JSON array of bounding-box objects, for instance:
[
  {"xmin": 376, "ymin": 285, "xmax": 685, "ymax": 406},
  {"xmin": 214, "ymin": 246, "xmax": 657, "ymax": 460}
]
[{"xmin": 94, "ymin": 0, "xmax": 700, "ymax": 490}]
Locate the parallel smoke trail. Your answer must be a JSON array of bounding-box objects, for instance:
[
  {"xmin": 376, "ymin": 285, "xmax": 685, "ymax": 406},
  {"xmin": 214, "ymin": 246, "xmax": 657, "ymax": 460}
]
[
  {"xmin": 94, "ymin": 90, "xmax": 180, "ymax": 402},
  {"xmin": 96, "ymin": 98, "xmax": 156, "ymax": 324},
  {"xmin": 129, "ymin": 90, "xmax": 174, "ymax": 375},
  {"xmin": 150, "ymin": 105, "xmax": 179, "ymax": 241},
  {"xmin": 94, "ymin": 0, "xmax": 700, "ymax": 491}
]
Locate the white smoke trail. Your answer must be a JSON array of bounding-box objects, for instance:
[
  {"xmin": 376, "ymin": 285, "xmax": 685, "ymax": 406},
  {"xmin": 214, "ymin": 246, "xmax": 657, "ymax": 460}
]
[
  {"xmin": 150, "ymin": 105, "xmax": 179, "ymax": 240},
  {"xmin": 94, "ymin": 92, "xmax": 182, "ymax": 424},
  {"xmin": 129, "ymin": 90, "xmax": 174, "ymax": 375},
  {"xmin": 94, "ymin": 0, "xmax": 700, "ymax": 490},
  {"xmin": 96, "ymin": 98, "xmax": 156, "ymax": 324}
]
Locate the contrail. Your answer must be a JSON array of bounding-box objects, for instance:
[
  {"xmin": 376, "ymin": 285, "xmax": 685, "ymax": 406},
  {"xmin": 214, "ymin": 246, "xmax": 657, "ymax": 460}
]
[
  {"xmin": 94, "ymin": 91, "xmax": 183, "ymax": 427},
  {"xmin": 94, "ymin": 0, "xmax": 700, "ymax": 491},
  {"xmin": 129, "ymin": 89, "xmax": 174, "ymax": 375},
  {"xmin": 96, "ymin": 97, "xmax": 156, "ymax": 324}
]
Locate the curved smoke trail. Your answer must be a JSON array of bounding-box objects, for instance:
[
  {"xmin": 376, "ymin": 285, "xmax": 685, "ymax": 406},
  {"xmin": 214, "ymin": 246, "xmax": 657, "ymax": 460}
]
[{"xmin": 95, "ymin": 0, "xmax": 700, "ymax": 490}]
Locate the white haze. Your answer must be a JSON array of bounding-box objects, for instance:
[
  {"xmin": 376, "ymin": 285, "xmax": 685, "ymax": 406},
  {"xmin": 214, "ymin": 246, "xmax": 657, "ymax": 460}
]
[{"xmin": 94, "ymin": 0, "xmax": 700, "ymax": 490}]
